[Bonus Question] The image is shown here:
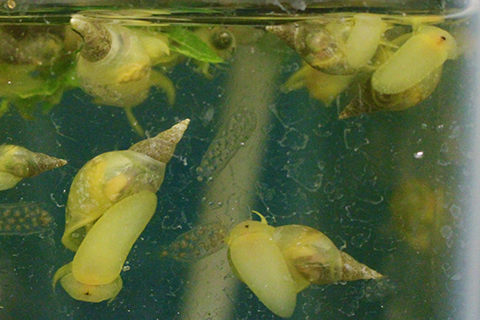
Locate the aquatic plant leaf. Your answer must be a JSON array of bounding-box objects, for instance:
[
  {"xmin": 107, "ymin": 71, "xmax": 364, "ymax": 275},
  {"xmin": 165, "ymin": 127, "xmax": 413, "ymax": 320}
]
[{"xmin": 165, "ymin": 27, "xmax": 224, "ymax": 63}]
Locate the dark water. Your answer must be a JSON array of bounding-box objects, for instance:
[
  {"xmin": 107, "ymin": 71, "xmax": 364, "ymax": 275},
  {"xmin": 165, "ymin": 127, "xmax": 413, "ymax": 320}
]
[{"xmin": 0, "ymin": 4, "xmax": 479, "ymax": 320}]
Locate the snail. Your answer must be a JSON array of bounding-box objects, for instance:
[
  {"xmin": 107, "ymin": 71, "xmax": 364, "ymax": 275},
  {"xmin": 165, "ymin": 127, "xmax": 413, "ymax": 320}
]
[
  {"xmin": 339, "ymin": 25, "xmax": 457, "ymax": 118},
  {"xmin": 227, "ymin": 212, "xmax": 382, "ymax": 318},
  {"xmin": 0, "ymin": 202, "xmax": 53, "ymax": 235},
  {"xmin": 0, "ymin": 145, "xmax": 67, "ymax": 191},
  {"xmin": 54, "ymin": 119, "xmax": 189, "ymax": 302},
  {"xmin": 71, "ymin": 14, "xmax": 176, "ymax": 136},
  {"xmin": 267, "ymin": 14, "xmax": 388, "ymax": 75}
]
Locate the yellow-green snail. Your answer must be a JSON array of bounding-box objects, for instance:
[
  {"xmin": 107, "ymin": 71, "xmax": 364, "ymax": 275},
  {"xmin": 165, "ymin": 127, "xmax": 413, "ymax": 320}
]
[
  {"xmin": 267, "ymin": 14, "xmax": 388, "ymax": 75},
  {"xmin": 226, "ymin": 212, "xmax": 382, "ymax": 318},
  {"xmin": 53, "ymin": 119, "xmax": 190, "ymax": 303},
  {"xmin": 340, "ymin": 25, "xmax": 457, "ymax": 118},
  {"xmin": 70, "ymin": 14, "xmax": 176, "ymax": 136},
  {"xmin": 0, "ymin": 144, "xmax": 67, "ymax": 191}
]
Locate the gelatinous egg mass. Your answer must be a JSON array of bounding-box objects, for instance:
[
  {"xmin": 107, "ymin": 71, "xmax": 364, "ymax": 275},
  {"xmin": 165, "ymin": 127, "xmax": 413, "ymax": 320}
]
[
  {"xmin": 160, "ymin": 222, "xmax": 229, "ymax": 262},
  {"xmin": 0, "ymin": 202, "xmax": 53, "ymax": 235},
  {"xmin": 196, "ymin": 110, "xmax": 257, "ymax": 182}
]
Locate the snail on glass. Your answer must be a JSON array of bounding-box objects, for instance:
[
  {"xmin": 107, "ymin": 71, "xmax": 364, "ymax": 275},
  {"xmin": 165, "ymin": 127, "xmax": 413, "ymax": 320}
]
[
  {"xmin": 340, "ymin": 25, "xmax": 457, "ymax": 118},
  {"xmin": 71, "ymin": 14, "xmax": 176, "ymax": 136},
  {"xmin": 267, "ymin": 14, "xmax": 388, "ymax": 75},
  {"xmin": 227, "ymin": 212, "xmax": 382, "ymax": 318},
  {"xmin": 0, "ymin": 145, "xmax": 67, "ymax": 191},
  {"xmin": 54, "ymin": 119, "xmax": 189, "ymax": 302}
]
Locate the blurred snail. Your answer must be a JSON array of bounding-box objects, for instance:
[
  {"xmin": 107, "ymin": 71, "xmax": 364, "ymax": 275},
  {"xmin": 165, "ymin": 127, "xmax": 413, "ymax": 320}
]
[
  {"xmin": 340, "ymin": 25, "xmax": 457, "ymax": 118},
  {"xmin": 71, "ymin": 14, "xmax": 176, "ymax": 136},
  {"xmin": 0, "ymin": 26, "xmax": 65, "ymax": 66},
  {"xmin": 0, "ymin": 145, "xmax": 67, "ymax": 191},
  {"xmin": 0, "ymin": 25, "xmax": 79, "ymax": 118},
  {"xmin": 267, "ymin": 14, "xmax": 388, "ymax": 75},
  {"xmin": 227, "ymin": 211, "xmax": 382, "ymax": 318},
  {"xmin": 390, "ymin": 179, "xmax": 448, "ymax": 252},
  {"xmin": 54, "ymin": 119, "xmax": 189, "ymax": 302},
  {"xmin": 282, "ymin": 63, "xmax": 355, "ymax": 106}
]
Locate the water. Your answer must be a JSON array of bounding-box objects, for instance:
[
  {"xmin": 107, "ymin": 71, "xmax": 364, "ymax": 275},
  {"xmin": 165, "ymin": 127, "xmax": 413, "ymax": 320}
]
[{"xmin": 0, "ymin": 1, "xmax": 479, "ymax": 319}]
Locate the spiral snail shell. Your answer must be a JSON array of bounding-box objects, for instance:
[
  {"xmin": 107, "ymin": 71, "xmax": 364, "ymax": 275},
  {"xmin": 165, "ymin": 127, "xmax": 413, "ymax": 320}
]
[{"xmin": 0, "ymin": 145, "xmax": 67, "ymax": 191}]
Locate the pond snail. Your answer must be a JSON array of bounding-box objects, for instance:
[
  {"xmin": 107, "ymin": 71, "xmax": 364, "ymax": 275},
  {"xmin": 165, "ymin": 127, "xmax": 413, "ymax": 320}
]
[
  {"xmin": 53, "ymin": 119, "xmax": 189, "ymax": 302},
  {"xmin": 340, "ymin": 25, "xmax": 457, "ymax": 118},
  {"xmin": 0, "ymin": 144, "xmax": 67, "ymax": 191},
  {"xmin": 70, "ymin": 14, "xmax": 176, "ymax": 136},
  {"xmin": 267, "ymin": 14, "xmax": 388, "ymax": 75}
]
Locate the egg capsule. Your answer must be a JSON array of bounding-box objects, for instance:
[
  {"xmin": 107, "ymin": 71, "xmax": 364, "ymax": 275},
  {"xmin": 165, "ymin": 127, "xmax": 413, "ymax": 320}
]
[
  {"xmin": 0, "ymin": 202, "xmax": 53, "ymax": 235},
  {"xmin": 371, "ymin": 25, "xmax": 457, "ymax": 95},
  {"xmin": 71, "ymin": 14, "xmax": 175, "ymax": 136},
  {"xmin": 196, "ymin": 110, "xmax": 257, "ymax": 182},
  {"xmin": 160, "ymin": 222, "xmax": 229, "ymax": 262},
  {"xmin": 0, "ymin": 145, "xmax": 67, "ymax": 191},
  {"xmin": 54, "ymin": 119, "xmax": 189, "ymax": 302}
]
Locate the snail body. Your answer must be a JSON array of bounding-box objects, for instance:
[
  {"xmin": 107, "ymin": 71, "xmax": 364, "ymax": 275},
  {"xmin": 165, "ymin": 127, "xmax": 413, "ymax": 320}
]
[
  {"xmin": 0, "ymin": 145, "xmax": 67, "ymax": 191},
  {"xmin": 54, "ymin": 119, "xmax": 189, "ymax": 302},
  {"xmin": 371, "ymin": 25, "xmax": 457, "ymax": 95},
  {"xmin": 282, "ymin": 63, "xmax": 355, "ymax": 106}
]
